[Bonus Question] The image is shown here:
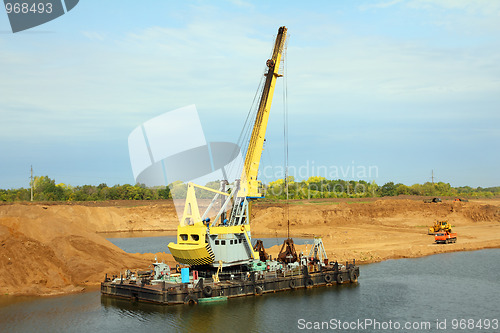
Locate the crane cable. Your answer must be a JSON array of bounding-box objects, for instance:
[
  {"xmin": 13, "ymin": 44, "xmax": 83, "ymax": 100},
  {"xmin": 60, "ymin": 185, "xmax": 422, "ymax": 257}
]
[
  {"xmin": 227, "ymin": 34, "xmax": 280, "ymax": 187},
  {"xmin": 226, "ymin": 67, "xmax": 265, "ymax": 184},
  {"xmin": 282, "ymin": 36, "xmax": 290, "ymax": 239}
]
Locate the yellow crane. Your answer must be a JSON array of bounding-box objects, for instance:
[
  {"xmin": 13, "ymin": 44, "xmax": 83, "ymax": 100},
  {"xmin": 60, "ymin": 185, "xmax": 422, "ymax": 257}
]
[{"xmin": 168, "ymin": 26, "xmax": 288, "ymax": 268}]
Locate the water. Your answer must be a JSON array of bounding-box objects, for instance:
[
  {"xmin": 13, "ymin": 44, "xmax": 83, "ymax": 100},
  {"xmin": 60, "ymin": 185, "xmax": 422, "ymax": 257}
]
[
  {"xmin": 1, "ymin": 249, "xmax": 499, "ymax": 332},
  {"xmin": 106, "ymin": 235, "xmax": 313, "ymax": 254}
]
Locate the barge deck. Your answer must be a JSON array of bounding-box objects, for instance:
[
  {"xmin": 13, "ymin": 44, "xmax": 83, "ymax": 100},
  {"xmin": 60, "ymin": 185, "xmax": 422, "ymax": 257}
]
[{"xmin": 101, "ymin": 261, "xmax": 359, "ymax": 305}]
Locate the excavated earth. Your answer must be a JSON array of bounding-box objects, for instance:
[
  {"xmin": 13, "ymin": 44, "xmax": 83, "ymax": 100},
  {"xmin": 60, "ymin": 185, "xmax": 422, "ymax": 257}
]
[{"xmin": 0, "ymin": 197, "xmax": 498, "ymax": 296}]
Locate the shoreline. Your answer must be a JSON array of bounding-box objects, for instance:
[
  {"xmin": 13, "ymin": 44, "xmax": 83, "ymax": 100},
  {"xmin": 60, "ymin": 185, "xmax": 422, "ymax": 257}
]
[
  {"xmin": 256, "ymin": 232, "xmax": 500, "ymax": 265},
  {"xmin": 3, "ymin": 246, "xmax": 499, "ymax": 299},
  {"xmin": 354, "ymin": 242, "xmax": 500, "ymax": 265}
]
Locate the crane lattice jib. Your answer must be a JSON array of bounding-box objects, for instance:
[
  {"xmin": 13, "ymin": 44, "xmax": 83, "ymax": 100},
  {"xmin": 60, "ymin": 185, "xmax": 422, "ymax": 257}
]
[{"xmin": 240, "ymin": 26, "xmax": 287, "ymax": 198}]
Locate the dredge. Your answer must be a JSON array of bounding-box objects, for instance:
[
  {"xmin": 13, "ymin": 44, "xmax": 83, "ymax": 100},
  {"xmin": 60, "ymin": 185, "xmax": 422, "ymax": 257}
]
[{"xmin": 101, "ymin": 26, "xmax": 359, "ymax": 305}]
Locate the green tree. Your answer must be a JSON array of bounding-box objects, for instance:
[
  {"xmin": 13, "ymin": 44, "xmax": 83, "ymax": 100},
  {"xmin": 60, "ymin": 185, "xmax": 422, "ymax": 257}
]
[
  {"xmin": 157, "ymin": 187, "xmax": 171, "ymax": 199},
  {"xmin": 378, "ymin": 182, "xmax": 396, "ymax": 197},
  {"xmin": 33, "ymin": 176, "xmax": 64, "ymax": 201},
  {"xmin": 395, "ymin": 184, "xmax": 410, "ymax": 195}
]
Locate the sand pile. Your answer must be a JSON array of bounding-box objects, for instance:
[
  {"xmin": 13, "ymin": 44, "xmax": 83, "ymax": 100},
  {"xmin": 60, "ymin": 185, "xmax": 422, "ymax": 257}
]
[{"xmin": 0, "ymin": 205, "xmax": 174, "ymax": 296}]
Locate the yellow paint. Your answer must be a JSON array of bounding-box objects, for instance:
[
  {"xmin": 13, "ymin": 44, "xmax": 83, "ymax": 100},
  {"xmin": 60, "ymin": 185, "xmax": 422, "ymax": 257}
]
[
  {"xmin": 180, "ymin": 183, "xmax": 202, "ymax": 226},
  {"xmin": 210, "ymin": 224, "xmax": 248, "ymax": 235},
  {"xmin": 190, "ymin": 182, "xmax": 229, "ymax": 197},
  {"xmin": 168, "ymin": 242, "xmax": 213, "ymax": 265},
  {"xmin": 175, "ymin": 224, "xmax": 206, "ymax": 244}
]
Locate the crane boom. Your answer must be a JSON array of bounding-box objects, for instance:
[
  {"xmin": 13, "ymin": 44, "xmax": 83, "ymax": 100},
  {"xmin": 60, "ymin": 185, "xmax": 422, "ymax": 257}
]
[
  {"xmin": 240, "ymin": 26, "xmax": 287, "ymax": 198},
  {"xmin": 168, "ymin": 26, "xmax": 288, "ymax": 267}
]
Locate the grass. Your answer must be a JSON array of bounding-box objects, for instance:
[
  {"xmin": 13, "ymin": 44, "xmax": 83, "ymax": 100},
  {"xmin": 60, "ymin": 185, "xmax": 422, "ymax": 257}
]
[
  {"xmin": 258, "ymin": 199, "xmax": 375, "ymax": 205},
  {"xmin": 296, "ymin": 200, "xmax": 373, "ymax": 205}
]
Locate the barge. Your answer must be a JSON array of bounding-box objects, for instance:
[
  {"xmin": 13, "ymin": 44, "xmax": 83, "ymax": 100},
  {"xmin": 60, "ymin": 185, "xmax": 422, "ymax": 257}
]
[{"xmin": 101, "ymin": 254, "xmax": 359, "ymax": 305}]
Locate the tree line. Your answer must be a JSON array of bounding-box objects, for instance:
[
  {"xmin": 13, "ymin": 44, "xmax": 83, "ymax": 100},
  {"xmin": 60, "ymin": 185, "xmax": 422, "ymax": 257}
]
[
  {"xmin": 265, "ymin": 176, "xmax": 499, "ymax": 199},
  {"xmin": 0, "ymin": 175, "xmax": 498, "ymax": 202},
  {"xmin": 0, "ymin": 176, "xmax": 170, "ymax": 202}
]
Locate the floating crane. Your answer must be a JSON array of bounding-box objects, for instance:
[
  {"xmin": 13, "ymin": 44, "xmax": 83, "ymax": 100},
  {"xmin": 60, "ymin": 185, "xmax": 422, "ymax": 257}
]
[
  {"xmin": 102, "ymin": 27, "xmax": 360, "ymax": 305},
  {"xmin": 168, "ymin": 26, "xmax": 288, "ymax": 268}
]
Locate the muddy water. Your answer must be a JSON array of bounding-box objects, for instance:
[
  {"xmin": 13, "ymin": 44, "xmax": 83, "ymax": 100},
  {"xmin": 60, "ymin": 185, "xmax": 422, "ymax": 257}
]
[{"xmin": 1, "ymin": 249, "xmax": 499, "ymax": 332}]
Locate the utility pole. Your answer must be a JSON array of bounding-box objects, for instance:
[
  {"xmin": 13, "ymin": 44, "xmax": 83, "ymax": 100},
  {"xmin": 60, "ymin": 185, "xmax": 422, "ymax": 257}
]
[
  {"xmin": 30, "ymin": 165, "xmax": 34, "ymax": 201},
  {"xmin": 431, "ymin": 170, "xmax": 434, "ymax": 185}
]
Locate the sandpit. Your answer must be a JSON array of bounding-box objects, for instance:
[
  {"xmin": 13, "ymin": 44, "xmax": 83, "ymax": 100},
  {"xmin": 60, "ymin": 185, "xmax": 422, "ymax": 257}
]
[{"xmin": 0, "ymin": 198, "xmax": 498, "ymax": 296}]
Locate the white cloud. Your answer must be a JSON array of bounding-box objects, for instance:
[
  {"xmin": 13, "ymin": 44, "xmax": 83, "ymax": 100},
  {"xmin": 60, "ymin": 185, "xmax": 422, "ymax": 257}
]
[
  {"xmin": 1, "ymin": 2, "xmax": 499, "ymax": 187},
  {"xmin": 406, "ymin": 0, "xmax": 500, "ymax": 33},
  {"xmin": 1, "ymin": 2, "xmax": 499, "ymax": 142},
  {"xmin": 227, "ymin": 0, "xmax": 254, "ymax": 9},
  {"xmin": 359, "ymin": 0, "xmax": 402, "ymax": 11},
  {"xmin": 408, "ymin": 0, "xmax": 500, "ymax": 15},
  {"xmin": 81, "ymin": 31, "xmax": 106, "ymax": 41},
  {"xmin": 0, "ymin": 10, "xmax": 276, "ymax": 141},
  {"xmin": 288, "ymin": 37, "xmax": 500, "ymax": 109}
]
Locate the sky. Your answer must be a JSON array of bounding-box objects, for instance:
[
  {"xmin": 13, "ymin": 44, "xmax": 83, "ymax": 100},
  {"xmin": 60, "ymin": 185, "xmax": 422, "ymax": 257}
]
[{"xmin": 0, "ymin": 0, "xmax": 499, "ymax": 189}]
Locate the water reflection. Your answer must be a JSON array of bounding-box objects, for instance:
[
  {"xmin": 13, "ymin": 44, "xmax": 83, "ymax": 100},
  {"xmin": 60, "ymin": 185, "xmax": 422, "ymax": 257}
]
[
  {"xmin": 2, "ymin": 250, "xmax": 498, "ymax": 332},
  {"xmin": 100, "ymin": 284, "xmax": 359, "ymax": 332}
]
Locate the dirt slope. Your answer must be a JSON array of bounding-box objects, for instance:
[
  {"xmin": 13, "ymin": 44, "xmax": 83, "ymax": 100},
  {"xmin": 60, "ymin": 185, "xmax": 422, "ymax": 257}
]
[{"xmin": 0, "ymin": 205, "xmax": 175, "ymax": 296}]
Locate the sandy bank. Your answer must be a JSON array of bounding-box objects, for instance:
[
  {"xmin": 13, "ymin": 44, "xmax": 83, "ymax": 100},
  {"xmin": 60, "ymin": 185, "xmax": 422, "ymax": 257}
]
[
  {"xmin": 252, "ymin": 198, "xmax": 500, "ymax": 264},
  {"xmin": 0, "ymin": 204, "xmax": 176, "ymax": 296}
]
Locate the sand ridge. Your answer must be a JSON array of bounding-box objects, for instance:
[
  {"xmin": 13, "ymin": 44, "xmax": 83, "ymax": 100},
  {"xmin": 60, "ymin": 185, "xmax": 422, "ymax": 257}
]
[{"xmin": 252, "ymin": 198, "xmax": 500, "ymax": 263}]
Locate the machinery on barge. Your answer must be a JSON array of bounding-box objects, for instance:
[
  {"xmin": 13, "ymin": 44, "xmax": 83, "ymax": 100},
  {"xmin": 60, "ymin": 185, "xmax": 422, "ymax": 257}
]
[{"xmin": 101, "ymin": 26, "xmax": 359, "ymax": 305}]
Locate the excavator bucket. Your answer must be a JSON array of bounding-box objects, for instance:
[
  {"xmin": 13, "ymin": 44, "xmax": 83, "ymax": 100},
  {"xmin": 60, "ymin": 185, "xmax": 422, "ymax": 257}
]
[{"xmin": 277, "ymin": 238, "xmax": 298, "ymax": 263}]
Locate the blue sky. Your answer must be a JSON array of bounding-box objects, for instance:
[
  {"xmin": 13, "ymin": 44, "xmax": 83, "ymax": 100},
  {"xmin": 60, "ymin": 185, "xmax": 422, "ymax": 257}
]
[{"xmin": 0, "ymin": 0, "xmax": 499, "ymax": 189}]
